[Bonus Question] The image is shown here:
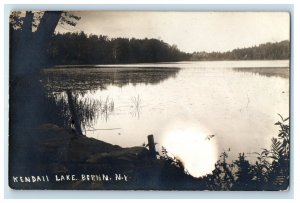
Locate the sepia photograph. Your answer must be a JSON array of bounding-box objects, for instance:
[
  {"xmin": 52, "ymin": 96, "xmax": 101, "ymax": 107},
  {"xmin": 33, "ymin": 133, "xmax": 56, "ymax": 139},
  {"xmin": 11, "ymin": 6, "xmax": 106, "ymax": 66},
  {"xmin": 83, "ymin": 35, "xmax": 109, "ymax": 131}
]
[{"xmin": 9, "ymin": 10, "xmax": 290, "ymax": 190}]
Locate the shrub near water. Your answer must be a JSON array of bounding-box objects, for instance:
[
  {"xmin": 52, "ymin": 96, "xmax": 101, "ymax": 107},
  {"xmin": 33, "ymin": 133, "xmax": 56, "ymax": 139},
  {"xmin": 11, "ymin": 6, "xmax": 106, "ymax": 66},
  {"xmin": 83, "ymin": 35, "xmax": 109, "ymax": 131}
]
[{"xmin": 196, "ymin": 114, "xmax": 290, "ymax": 190}]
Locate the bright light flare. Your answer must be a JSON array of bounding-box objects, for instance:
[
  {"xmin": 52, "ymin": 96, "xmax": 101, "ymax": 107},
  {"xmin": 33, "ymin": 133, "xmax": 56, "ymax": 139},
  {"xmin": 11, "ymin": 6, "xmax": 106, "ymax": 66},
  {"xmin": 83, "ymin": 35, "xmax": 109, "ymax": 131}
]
[{"xmin": 161, "ymin": 123, "xmax": 218, "ymax": 178}]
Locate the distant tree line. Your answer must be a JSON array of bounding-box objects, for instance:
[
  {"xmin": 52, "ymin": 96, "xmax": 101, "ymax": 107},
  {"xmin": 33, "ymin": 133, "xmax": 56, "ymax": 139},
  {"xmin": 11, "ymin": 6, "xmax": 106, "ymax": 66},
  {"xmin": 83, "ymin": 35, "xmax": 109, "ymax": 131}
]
[
  {"xmin": 191, "ymin": 40, "xmax": 290, "ymax": 61},
  {"xmin": 42, "ymin": 31, "xmax": 190, "ymax": 65},
  {"xmin": 46, "ymin": 34, "xmax": 289, "ymax": 65},
  {"xmin": 10, "ymin": 26, "xmax": 290, "ymax": 68}
]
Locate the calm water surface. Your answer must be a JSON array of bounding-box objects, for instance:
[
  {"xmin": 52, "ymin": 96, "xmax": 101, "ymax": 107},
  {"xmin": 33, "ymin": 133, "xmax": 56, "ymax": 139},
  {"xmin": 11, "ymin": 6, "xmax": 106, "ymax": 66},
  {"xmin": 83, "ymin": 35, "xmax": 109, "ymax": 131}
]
[{"xmin": 44, "ymin": 60, "xmax": 289, "ymax": 177}]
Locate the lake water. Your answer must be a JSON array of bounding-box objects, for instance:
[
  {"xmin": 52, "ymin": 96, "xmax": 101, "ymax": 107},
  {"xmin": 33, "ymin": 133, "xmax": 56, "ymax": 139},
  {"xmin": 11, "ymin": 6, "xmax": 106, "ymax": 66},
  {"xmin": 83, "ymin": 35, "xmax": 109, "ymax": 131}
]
[{"xmin": 44, "ymin": 60, "xmax": 289, "ymax": 177}]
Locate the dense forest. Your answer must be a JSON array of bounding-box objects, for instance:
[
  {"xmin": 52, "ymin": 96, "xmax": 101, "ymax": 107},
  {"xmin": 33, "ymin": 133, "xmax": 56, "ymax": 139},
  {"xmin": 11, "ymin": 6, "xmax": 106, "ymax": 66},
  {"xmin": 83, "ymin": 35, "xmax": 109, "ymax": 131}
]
[
  {"xmin": 191, "ymin": 40, "xmax": 290, "ymax": 61},
  {"xmin": 47, "ymin": 33, "xmax": 290, "ymax": 65},
  {"xmin": 45, "ymin": 32, "xmax": 191, "ymax": 65},
  {"xmin": 46, "ymin": 33, "xmax": 290, "ymax": 65},
  {"xmin": 11, "ymin": 29, "xmax": 290, "ymax": 67}
]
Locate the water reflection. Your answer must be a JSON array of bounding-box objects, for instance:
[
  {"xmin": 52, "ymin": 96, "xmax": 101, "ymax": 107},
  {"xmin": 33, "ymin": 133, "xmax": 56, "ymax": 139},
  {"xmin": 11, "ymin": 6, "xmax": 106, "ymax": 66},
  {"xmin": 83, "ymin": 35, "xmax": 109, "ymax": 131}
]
[
  {"xmin": 41, "ymin": 61, "xmax": 289, "ymax": 177},
  {"xmin": 43, "ymin": 66, "xmax": 179, "ymax": 131},
  {"xmin": 233, "ymin": 67, "xmax": 289, "ymax": 78},
  {"xmin": 42, "ymin": 67, "xmax": 180, "ymax": 92}
]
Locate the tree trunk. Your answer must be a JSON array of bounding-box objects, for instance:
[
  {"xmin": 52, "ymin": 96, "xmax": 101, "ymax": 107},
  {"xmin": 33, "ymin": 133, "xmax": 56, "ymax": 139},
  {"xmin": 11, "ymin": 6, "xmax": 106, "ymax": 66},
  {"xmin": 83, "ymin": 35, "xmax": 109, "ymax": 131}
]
[
  {"xmin": 35, "ymin": 11, "xmax": 62, "ymax": 44},
  {"xmin": 12, "ymin": 11, "xmax": 62, "ymax": 77},
  {"xmin": 22, "ymin": 11, "xmax": 34, "ymax": 36}
]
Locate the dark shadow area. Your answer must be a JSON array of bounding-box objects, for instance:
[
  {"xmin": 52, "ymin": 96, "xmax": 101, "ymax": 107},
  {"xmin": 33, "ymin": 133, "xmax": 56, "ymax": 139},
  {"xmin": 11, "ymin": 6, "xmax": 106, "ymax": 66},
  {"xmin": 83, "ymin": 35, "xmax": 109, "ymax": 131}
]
[{"xmin": 9, "ymin": 122, "xmax": 208, "ymax": 190}]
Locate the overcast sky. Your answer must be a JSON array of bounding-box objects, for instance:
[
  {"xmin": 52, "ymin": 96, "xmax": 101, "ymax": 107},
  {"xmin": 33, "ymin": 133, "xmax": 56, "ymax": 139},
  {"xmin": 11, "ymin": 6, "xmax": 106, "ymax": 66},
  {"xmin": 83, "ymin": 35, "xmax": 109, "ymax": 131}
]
[{"xmin": 56, "ymin": 11, "xmax": 290, "ymax": 53}]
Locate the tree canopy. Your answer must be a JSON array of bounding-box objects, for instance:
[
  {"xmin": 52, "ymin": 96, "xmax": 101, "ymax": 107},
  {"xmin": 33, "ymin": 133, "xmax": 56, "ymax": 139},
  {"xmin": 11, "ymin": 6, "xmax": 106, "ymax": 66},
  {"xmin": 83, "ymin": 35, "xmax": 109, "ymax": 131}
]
[
  {"xmin": 191, "ymin": 40, "xmax": 290, "ymax": 61},
  {"xmin": 9, "ymin": 11, "xmax": 80, "ymax": 76},
  {"xmin": 45, "ymin": 32, "xmax": 190, "ymax": 65}
]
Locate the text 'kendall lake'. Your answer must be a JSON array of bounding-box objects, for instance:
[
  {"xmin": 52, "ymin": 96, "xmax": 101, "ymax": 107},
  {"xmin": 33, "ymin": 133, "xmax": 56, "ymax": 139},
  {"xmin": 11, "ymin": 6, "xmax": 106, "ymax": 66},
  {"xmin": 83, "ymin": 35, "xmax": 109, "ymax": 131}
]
[{"xmin": 43, "ymin": 60, "xmax": 289, "ymax": 177}]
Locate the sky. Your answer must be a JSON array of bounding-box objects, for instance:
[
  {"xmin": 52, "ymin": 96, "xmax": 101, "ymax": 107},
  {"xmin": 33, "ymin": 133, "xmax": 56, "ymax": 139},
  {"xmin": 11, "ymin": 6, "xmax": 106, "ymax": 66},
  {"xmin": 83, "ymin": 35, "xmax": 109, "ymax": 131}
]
[{"xmin": 56, "ymin": 11, "xmax": 290, "ymax": 53}]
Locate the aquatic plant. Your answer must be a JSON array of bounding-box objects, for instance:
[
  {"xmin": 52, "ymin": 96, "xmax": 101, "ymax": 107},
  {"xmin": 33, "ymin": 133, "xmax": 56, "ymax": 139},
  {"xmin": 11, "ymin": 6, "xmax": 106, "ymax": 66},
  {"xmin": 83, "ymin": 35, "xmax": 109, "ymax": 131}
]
[
  {"xmin": 99, "ymin": 96, "xmax": 114, "ymax": 122},
  {"xmin": 130, "ymin": 95, "xmax": 141, "ymax": 118},
  {"xmin": 49, "ymin": 92, "xmax": 115, "ymax": 131}
]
